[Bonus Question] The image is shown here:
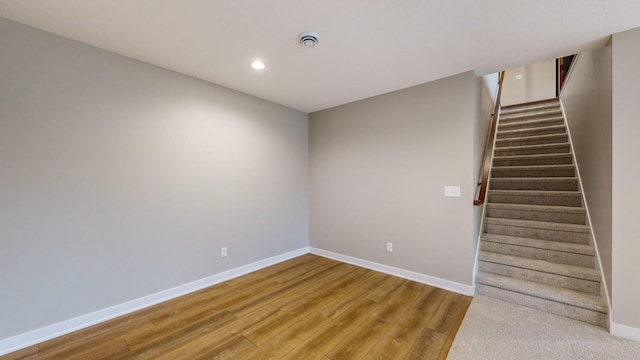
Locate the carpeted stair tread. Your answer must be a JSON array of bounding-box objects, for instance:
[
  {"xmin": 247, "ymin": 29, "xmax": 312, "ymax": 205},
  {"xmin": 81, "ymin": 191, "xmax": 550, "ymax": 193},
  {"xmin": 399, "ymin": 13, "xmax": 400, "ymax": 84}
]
[
  {"xmin": 485, "ymin": 202, "xmax": 586, "ymax": 215},
  {"xmin": 489, "ymin": 177, "xmax": 579, "ymax": 191},
  {"xmin": 484, "ymin": 217, "xmax": 590, "ymax": 233},
  {"xmin": 497, "ymin": 124, "xmax": 566, "ymax": 138},
  {"xmin": 501, "ymin": 99, "xmax": 559, "ymax": 112},
  {"xmin": 490, "ymin": 176, "xmax": 576, "ymax": 183},
  {"xmin": 496, "ymin": 132, "xmax": 567, "ymax": 145},
  {"xmin": 493, "ymin": 153, "xmax": 573, "ymax": 163},
  {"xmin": 487, "ymin": 189, "xmax": 583, "ymax": 207},
  {"xmin": 491, "ymin": 164, "xmax": 575, "ymax": 177},
  {"xmin": 495, "ymin": 133, "xmax": 569, "ymax": 147},
  {"xmin": 478, "ymin": 252, "xmax": 600, "ymax": 294},
  {"xmin": 492, "ymin": 164, "xmax": 574, "ymax": 170},
  {"xmin": 488, "ymin": 189, "xmax": 581, "ymax": 197},
  {"xmin": 476, "ymin": 271, "xmax": 607, "ymax": 313},
  {"xmin": 481, "ymin": 233, "xmax": 595, "ymax": 267},
  {"xmin": 493, "ymin": 154, "xmax": 573, "ymax": 167},
  {"xmin": 481, "ymin": 233, "xmax": 594, "ymax": 256},
  {"xmin": 485, "ymin": 202, "xmax": 586, "ymax": 224},
  {"xmin": 501, "ymin": 106, "xmax": 561, "ymax": 116},
  {"xmin": 500, "ymin": 110, "xmax": 563, "ymax": 122},
  {"xmin": 501, "ymin": 100, "xmax": 559, "ymax": 110},
  {"xmin": 498, "ymin": 116, "xmax": 565, "ymax": 131},
  {"xmin": 501, "ymin": 101, "xmax": 559, "ymax": 111},
  {"xmin": 475, "ymin": 284, "xmax": 608, "ymax": 327},
  {"xmin": 493, "ymin": 142, "xmax": 571, "ymax": 156},
  {"xmin": 478, "ymin": 251, "xmax": 600, "ymax": 282}
]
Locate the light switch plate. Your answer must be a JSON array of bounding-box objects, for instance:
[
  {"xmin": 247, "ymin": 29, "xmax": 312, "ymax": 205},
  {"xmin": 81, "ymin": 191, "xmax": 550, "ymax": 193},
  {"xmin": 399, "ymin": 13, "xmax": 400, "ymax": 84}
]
[{"xmin": 444, "ymin": 186, "xmax": 461, "ymax": 197}]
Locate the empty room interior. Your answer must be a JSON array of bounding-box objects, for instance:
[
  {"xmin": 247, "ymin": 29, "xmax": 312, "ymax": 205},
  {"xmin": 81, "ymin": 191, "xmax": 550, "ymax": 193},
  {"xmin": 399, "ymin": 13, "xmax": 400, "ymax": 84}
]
[{"xmin": 2, "ymin": 1, "xmax": 640, "ymax": 359}]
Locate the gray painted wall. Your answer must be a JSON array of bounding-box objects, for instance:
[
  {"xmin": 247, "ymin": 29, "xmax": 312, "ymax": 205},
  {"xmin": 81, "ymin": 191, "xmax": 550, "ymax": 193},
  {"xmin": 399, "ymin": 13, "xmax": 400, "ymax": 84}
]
[
  {"xmin": 612, "ymin": 27, "xmax": 640, "ymax": 330},
  {"xmin": 0, "ymin": 18, "xmax": 308, "ymax": 339},
  {"xmin": 561, "ymin": 46, "xmax": 613, "ymax": 300},
  {"xmin": 309, "ymin": 72, "xmax": 477, "ymax": 287},
  {"xmin": 502, "ymin": 59, "xmax": 556, "ymax": 106}
]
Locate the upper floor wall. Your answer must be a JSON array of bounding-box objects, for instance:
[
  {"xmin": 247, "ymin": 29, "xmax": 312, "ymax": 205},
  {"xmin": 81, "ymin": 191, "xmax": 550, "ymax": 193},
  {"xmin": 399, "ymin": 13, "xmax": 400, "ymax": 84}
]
[{"xmin": 501, "ymin": 59, "xmax": 557, "ymax": 106}]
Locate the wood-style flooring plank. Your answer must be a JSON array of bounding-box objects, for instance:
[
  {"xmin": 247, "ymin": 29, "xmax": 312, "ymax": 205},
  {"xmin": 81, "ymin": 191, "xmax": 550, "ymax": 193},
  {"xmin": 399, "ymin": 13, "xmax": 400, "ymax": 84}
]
[
  {"xmin": 325, "ymin": 282, "xmax": 423, "ymax": 359},
  {"xmin": 316, "ymin": 269, "xmax": 385, "ymax": 318},
  {"xmin": 39, "ymin": 338, "xmax": 130, "ymax": 360},
  {"xmin": 363, "ymin": 285, "xmax": 441, "ymax": 359},
  {"xmin": 228, "ymin": 261, "xmax": 348, "ymax": 317},
  {"xmin": 243, "ymin": 311, "xmax": 330, "ymax": 360},
  {"xmin": 279, "ymin": 267, "xmax": 369, "ymax": 317},
  {"xmin": 37, "ymin": 317, "xmax": 154, "ymax": 359},
  {"xmin": 125, "ymin": 309, "xmax": 235, "ymax": 353},
  {"xmin": 0, "ymin": 346, "xmax": 38, "ymax": 360},
  {"xmin": 0, "ymin": 254, "xmax": 472, "ymax": 360},
  {"xmin": 403, "ymin": 327, "xmax": 449, "ymax": 360},
  {"xmin": 152, "ymin": 305, "xmax": 279, "ymax": 360},
  {"xmin": 279, "ymin": 297, "xmax": 379, "ymax": 360}
]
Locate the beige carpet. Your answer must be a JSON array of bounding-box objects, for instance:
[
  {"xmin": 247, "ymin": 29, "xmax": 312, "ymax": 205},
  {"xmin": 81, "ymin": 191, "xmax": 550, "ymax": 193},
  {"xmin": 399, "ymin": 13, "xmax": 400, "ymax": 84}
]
[{"xmin": 447, "ymin": 295, "xmax": 640, "ymax": 360}]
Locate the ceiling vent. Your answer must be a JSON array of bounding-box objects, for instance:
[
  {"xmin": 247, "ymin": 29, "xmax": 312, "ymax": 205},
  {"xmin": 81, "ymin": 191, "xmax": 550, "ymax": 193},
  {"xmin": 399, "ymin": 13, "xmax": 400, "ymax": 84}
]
[{"xmin": 298, "ymin": 32, "xmax": 319, "ymax": 48}]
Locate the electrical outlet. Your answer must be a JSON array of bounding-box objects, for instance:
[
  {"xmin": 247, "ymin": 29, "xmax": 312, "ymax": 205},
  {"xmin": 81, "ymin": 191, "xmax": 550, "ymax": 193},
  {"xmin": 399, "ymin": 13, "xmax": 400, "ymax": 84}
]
[
  {"xmin": 386, "ymin": 242, "xmax": 393, "ymax": 252},
  {"xmin": 221, "ymin": 247, "xmax": 228, "ymax": 258}
]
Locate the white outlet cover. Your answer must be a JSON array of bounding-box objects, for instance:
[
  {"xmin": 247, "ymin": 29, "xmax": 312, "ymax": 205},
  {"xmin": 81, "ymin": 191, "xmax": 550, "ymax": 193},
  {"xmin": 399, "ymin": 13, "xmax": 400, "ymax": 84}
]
[
  {"xmin": 444, "ymin": 186, "xmax": 461, "ymax": 197},
  {"xmin": 515, "ymin": 74, "xmax": 523, "ymax": 80}
]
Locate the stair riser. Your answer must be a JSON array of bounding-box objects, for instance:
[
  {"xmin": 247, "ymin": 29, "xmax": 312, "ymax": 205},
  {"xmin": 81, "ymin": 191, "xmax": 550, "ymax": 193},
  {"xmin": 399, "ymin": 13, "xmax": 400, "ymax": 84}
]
[
  {"xmin": 478, "ymin": 261, "xmax": 600, "ymax": 294},
  {"xmin": 496, "ymin": 136, "xmax": 569, "ymax": 147},
  {"xmin": 490, "ymin": 180, "xmax": 578, "ymax": 191},
  {"xmin": 475, "ymin": 284, "xmax": 608, "ymax": 328},
  {"xmin": 498, "ymin": 118, "xmax": 565, "ymax": 131},
  {"xmin": 497, "ymin": 127, "xmax": 566, "ymax": 139},
  {"xmin": 480, "ymin": 242, "xmax": 595, "ymax": 267},
  {"xmin": 485, "ymin": 207, "xmax": 586, "ymax": 224},
  {"xmin": 488, "ymin": 193, "xmax": 582, "ymax": 207},
  {"xmin": 491, "ymin": 168, "xmax": 575, "ymax": 178},
  {"xmin": 484, "ymin": 223, "xmax": 589, "ymax": 244},
  {"xmin": 493, "ymin": 157, "xmax": 573, "ymax": 166},
  {"xmin": 494, "ymin": 145, "xmax": 571, "ymax": 157}
]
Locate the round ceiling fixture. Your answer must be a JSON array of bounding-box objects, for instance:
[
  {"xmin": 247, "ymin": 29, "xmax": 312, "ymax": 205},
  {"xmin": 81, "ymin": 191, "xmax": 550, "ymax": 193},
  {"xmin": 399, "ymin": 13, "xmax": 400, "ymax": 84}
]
[{"xmin": 298, "ymin": 32, "xmax": 319, "ymax": 48}]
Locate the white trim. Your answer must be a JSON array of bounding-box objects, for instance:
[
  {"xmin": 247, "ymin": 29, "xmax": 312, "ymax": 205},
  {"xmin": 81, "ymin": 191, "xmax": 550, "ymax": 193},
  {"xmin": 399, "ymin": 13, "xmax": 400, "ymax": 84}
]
[
  {"xmin": 0, "ymin": 247, "xmax": 309, "ymax": 357},
  {"xmin": 309, "ymin": 247, "xmax": 474, "ymax": 296},
  {"xmin": 611, "ymin": 322, "xmax": 640, "ymax": 342}
]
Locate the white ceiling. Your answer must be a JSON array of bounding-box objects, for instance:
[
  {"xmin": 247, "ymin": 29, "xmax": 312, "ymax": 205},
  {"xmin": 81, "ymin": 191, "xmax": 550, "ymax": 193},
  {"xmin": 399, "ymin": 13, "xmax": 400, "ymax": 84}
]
[{"xmin": 1, "ymin": 1, "xmax": 639, "ymax": 113}]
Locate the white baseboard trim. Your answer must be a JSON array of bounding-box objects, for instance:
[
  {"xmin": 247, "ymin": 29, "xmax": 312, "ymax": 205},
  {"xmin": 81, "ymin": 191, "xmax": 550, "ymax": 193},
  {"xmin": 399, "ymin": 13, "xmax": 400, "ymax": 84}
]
[
  {"xmin": 611, "ymin": 321, "xmax": 640, "ymax": 342},
  {"xmin": 309, "ymin": 247, "xmax": 474, "ymax": 296},
  {"xmin": 0, "ymin": 247, "xmax": 309, "ymax": 357}
]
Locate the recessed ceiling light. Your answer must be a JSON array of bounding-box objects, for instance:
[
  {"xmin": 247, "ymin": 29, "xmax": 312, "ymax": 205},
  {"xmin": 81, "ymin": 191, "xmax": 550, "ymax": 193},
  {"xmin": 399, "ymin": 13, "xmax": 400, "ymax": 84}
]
[{"xmin": 251, "ymin": 60, "xmax": 265, "ymax": 70}]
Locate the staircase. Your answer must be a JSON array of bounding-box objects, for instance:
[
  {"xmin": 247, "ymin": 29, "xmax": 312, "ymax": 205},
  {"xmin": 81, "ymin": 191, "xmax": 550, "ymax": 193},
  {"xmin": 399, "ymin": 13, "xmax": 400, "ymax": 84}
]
[{"xmin": 476, "ymin": 98, "xmax": 609, "ymax": 328}]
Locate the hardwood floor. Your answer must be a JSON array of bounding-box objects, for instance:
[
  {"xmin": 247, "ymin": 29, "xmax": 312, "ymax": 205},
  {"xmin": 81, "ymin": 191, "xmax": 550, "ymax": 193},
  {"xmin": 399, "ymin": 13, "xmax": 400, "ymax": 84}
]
[{"xmin": 1, "ymin": 254, "xmax": 472, "ymax": 360}]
